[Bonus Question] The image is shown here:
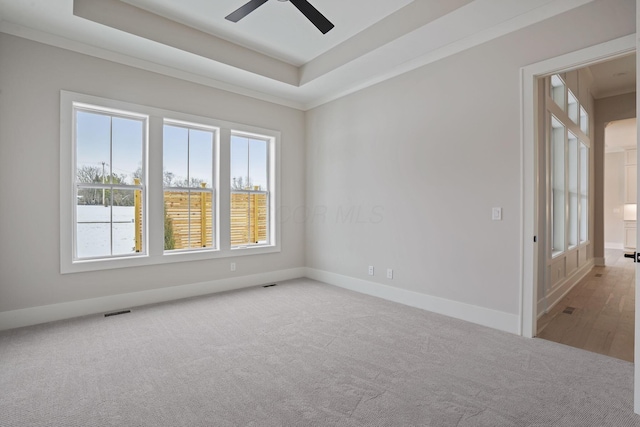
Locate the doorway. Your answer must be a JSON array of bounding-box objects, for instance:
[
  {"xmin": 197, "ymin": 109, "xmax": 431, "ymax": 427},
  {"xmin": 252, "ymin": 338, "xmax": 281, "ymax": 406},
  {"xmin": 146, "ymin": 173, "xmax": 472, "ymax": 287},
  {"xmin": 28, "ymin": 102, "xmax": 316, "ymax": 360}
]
[
  {"xmin": 520, "ymin": 35, "xmax": 635, "ymax": 336},
  {"xmin": 520, "ymin": 32, "xmax": 638, "ymax": 414},
  {"xmin": 534, "ymin": 58, "xmax": 636, "ymax": 363}
]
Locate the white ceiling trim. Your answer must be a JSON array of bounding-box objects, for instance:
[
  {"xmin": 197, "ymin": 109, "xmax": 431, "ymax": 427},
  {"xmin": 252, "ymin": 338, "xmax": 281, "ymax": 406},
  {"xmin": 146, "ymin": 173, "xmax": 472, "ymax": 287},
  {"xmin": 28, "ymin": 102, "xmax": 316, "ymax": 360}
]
[
  {"xmin": 300, "ymin": 0, "xmax": 599, "ymax": 109},
  {"xmin": 73, "ymin": 0, "xmax": 300, "ymax": 86},
  {"xmin": 0, "ymin": 0, "xmax": 598, "ymax": 111},
  {"xmin": 298, "ymin": 0, "xmax": 475, "ymax": 85},
  {"xmin": 0, "ymin": 21, "xmax": 307, "ymax": 110}
]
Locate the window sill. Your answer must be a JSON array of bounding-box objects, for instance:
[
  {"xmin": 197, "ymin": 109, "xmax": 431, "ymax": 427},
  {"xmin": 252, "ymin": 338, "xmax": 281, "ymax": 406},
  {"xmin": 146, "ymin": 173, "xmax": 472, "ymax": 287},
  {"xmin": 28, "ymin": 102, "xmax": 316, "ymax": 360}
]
[
  {"xmin": 230, "ymin": 244, "xmax": 279, "ymax": 256},
  {"xmin": 61, "ymin": 244, "xmax": 280, "ymax": 274}
]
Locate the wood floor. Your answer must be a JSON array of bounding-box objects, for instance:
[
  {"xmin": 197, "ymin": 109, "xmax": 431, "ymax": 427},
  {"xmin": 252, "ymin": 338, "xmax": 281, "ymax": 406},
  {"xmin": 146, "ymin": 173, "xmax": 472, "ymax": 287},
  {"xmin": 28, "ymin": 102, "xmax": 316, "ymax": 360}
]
[{"xmin": 537, "ymin": 249, "xmax": 635, "ymax": 362}]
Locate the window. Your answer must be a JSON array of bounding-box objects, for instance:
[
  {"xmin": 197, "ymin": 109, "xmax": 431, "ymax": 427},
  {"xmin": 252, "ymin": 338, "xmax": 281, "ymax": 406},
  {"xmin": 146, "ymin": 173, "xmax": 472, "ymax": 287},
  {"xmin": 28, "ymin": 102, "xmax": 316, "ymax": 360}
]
[
  {"xmin": 546, "ymin": 73, "xmax": 590, "ymax": 260},
  {"xmin": 580, "ymin": 106, "xmax": 589, "ymax": 135},
  {"xmin": 74, "ymin": 105, "xmax": 146, "ymax": 260},
  {"xmin": 550, "ymin": 74, "xmax": 566, "ymax": 110},
  {"xmin": 567, "ymin": 131, "xmax": 578, "ymax": 248},
  {"xmin": 548, "ymin": 115, "xmax": 590, "ymax": 258},
  {"xmin": 61, "ymin": 91, "xmax": 280, "ymax": 273},
  {"xmin": 163, "ymin": 121, "xmax": 215, "ymax": 251},
  {"xmin": 551, "ymin": 116, "xmax": 565, "ymax": 257},
  {"xmin": 579, "ymin": 142, "xmax": 588, "ymax": 243},
  {"xmin": 567, "ymin": 90, "xmax": 579, "ymax": 125},
  {"xmin": 230, "ymin": 133, "xmax": 272, "ymax": 248}
]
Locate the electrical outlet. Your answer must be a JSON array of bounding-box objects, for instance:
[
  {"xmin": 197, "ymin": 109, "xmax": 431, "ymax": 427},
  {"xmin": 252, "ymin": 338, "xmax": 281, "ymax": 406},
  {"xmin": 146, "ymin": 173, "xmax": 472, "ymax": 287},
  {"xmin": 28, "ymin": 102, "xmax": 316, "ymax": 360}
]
[
  {"xmin": 387, "ymin": 268, "xmax": 393, "ymax": 279},
  {"xmin": 368, "ymin": 266, "xmax": 374, "ymax": 276},
  {"xmin": 230, "ymin": 262, "xmax": 236, "ymax": 272}
]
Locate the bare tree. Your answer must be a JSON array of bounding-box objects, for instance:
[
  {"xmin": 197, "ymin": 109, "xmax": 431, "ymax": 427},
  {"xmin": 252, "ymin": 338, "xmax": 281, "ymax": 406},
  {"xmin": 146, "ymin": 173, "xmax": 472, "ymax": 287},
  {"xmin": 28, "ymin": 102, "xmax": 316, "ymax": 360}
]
[
  {"xmin": 231, "ymin": 176, "xmax": 257, "ymax": 190},
  {"xmin": 76, "ymin": 165, "xmax": 132, "ymax": 206},
  {"xmin": 164, "ymin": 171, "xmax": 175, "ymax": 187},
  {"xmin": 76, "ymin": 165, "xmax": 102, "ymax": 184}
]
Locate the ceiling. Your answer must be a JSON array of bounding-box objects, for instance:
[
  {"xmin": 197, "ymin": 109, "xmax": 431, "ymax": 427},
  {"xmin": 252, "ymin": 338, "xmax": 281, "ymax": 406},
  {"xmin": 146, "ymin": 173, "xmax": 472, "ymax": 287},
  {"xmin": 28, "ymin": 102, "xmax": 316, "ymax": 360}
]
[
  {"xmin": 589, "ymin": 53, "xmax": 636, "ymax": 99},
  {"xmin": 120, "ymin": 0, "xmax": 414, "ymax": 66},
  {"xmin": 0, "ymin": 0, "xmax": 628, "ymax": 110},
  {"xmin": 590, "ymin": 53, "xmax": 637, "ymax": 154}
]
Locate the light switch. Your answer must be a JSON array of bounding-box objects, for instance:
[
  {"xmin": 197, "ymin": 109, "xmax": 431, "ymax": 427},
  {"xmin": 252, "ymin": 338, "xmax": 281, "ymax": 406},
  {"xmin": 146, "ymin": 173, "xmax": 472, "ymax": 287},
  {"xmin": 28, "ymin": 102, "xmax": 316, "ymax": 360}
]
[{"xmin": 492, "ymin": 207, "xmax": 502, "ymax": 221}]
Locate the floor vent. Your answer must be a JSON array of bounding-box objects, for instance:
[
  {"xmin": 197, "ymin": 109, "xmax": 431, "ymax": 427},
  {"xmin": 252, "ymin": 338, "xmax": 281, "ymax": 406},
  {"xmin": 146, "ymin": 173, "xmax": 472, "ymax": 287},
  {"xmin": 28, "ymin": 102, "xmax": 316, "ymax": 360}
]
[
  {"xmin": 104, "ymin": 309, "xmax": 131, "ymax": 317},
  {"xmin": 595, "ymin": 274, "xmax": 603, "ymax": 277},
  {"xmin": 562, "ymin": 307, "xmax": 576, "ymax": 315},
  {"xmin": 263, "ymin": 284, "xmax": 277, "ymax": 288}
]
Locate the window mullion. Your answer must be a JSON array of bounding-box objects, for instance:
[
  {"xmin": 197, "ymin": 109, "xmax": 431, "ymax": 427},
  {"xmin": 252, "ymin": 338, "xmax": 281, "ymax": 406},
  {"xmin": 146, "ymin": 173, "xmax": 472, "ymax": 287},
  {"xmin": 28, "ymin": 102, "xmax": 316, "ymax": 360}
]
[
  {"xmin": 267, "ymin": 137, "xmax": 272, "ymax": 245},
  {"xmin": 246, "ymin": 139, "xmax": 251, "ymax": 245},
  {"xmin": 578, "ymin": 142, "xmax": 582, "ymax": 244},
  {"xmin": 547, "ymin": 113, "xmax": 553, "ymax": 259},
  {"xmin": 564, "ymin": 129, "xmax": 569, "ymax": 253},
  {"xmin": 218, "ymin": 128, "xmax": 231, "ymax": 252},
  {"xmin": 109, "ymin": 116, "xmax": 114, "ymax": 256},
  {"xmin": 148, "ymin": 116, "xmax": 164, "ymax": 257},
  {"xmin": 187, "ymin": 129, "xmax": 191, "ymax": 249}
]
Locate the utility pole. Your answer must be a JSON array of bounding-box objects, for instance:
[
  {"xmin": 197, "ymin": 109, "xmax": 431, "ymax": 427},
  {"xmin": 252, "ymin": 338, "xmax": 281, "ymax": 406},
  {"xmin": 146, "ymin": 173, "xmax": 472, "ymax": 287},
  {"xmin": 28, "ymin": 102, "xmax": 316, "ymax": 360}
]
[{"xmin": 102, "ymin": 161, "xmax": 106, "ymax": 207}]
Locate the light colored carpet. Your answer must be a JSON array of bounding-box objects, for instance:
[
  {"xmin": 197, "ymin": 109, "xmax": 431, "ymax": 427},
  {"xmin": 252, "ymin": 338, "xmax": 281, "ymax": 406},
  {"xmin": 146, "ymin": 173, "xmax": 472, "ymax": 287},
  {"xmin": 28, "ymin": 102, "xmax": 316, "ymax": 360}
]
[{"xmin": 1, "ymin": 278, "xmax": 639, "ymax": 426}]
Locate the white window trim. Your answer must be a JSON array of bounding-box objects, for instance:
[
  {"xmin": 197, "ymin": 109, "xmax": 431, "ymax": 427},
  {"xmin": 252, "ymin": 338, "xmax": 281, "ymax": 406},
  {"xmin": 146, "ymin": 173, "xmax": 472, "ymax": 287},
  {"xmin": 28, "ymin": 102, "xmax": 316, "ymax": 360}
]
[
  {"xmin": 72, "ymin": 102, "xmax": 149, "ymax": 262},
  {"xmin": 162, "ymin": 119, "xmax": 218, "ymax": 253},
  {"xmin": 60, "ymin": 91, "xmax": 280, "ymax": 274},
  {"xmin": 229, "ymin": 130, "xmax": 277, "ymax": 250},
  {"xmin": 544, "ymin": 77, "xmax": 591, "ymax": 263}
]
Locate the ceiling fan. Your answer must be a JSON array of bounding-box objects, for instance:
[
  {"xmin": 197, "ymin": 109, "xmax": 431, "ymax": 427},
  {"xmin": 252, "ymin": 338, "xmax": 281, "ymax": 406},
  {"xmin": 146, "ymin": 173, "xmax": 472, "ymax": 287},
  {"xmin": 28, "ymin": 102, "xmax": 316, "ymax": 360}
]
[{"xmin": 225, "ymin": 0, "xmax": 334, "ymax": 34}]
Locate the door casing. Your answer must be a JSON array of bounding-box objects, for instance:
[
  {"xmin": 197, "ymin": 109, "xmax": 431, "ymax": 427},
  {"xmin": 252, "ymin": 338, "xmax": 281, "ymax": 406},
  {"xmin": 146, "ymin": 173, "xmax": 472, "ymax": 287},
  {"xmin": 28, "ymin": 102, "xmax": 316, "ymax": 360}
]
[{"xmin": 519, "ymin": 34, "xmax": 637, "ymax": 411}]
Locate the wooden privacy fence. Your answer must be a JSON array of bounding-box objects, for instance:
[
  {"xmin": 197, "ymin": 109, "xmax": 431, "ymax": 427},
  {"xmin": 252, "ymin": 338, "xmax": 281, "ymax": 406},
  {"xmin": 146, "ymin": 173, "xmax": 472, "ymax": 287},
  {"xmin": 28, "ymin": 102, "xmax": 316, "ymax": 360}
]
[
  {"xmin": 133, "ymin": 183, "xmax": 268, "ymax": 251},
  {"xmin": 230, "ymin": 191, "xmax": 268, "ymax": 246},
  {"xmin": 135, "ymin": 181, "xmax": 142, "ymax": 252},
  {"xmin": 163, "ymin": 188, "xmax": 214, "ymax": 250}
]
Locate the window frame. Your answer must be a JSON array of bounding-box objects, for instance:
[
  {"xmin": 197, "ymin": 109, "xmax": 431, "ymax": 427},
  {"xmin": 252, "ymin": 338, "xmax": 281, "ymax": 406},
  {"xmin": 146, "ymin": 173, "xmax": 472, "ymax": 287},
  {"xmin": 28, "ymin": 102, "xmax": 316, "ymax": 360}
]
[
  {"xmin": 579, "ymin": 141, "xmax": 589, "ymax": 244},
  {"xmin": 60, "ymin": 91, "xmax": 280, "ymax": 274},
  {"xmin": 162, "ymin": 119, "xmax": 218, "ymax": 253},
  {"xmin": 545, "ymin": 75, "xmax": 591, "ymax": 262},
  {"xmin": 550, "ymin": 115, "xmax": 565, "ymax": 257},
  {"xmin": 72, "ymin": 103, "xmax": 148, "ymax": 261},
  {"xmin": 230, "ymin": 131, "xmax": 276, "ymax": 250}
]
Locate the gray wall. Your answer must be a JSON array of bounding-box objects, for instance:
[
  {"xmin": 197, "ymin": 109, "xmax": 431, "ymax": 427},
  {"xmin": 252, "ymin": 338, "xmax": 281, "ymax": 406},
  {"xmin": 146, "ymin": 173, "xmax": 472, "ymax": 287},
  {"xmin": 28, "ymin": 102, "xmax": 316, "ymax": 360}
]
[
  {"xmin": 604, "ymin": 151, "xmax": 626, "ymax": 248},
  {"xmin": 304, "ymin": 0, "xmax": 635, "ymax": 319},
  {"xmin": 0, "ymin": 34, "xmax": 305, "ymax": 313}
]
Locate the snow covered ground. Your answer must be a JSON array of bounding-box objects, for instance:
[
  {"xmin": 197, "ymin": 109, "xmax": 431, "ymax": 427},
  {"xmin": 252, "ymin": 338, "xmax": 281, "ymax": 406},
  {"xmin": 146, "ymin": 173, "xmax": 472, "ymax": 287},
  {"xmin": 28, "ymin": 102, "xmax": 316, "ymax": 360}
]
[{"xmin": 76, "ymin": 205, "xmax": 136, "ymax": 258}]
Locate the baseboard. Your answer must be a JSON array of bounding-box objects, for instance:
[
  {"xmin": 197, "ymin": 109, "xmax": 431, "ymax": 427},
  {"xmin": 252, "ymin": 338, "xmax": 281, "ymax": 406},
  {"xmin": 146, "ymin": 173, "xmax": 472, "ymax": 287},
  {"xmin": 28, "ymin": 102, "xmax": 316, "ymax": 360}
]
[
  {"xmin": 594, "ymin": 257, "xmax": 606, "ymax": 266},
  {"xmin": 605, "ymin": 242, "xmax": 624, "ymax": 250},
  {"xmin": 536, "ymin": 260, "xmax": 593, "ymax": 318},
  {"xmin": 0, "ymin": 267, "xmax": 306, "ymax": 331},
  {"xmin": 304, "ymin": 268, "xmax": 520, "ymax": 335}
]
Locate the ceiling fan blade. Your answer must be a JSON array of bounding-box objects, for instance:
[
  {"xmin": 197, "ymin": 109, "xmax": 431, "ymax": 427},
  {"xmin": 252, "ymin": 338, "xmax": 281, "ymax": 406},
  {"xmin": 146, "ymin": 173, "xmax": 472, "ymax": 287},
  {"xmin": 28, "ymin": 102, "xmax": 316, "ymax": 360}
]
[
  {"xmin": 225, "ymin": 0, "xmax": 269, "ymax": 22},
  {"xmin": 288, "ymin": 0, "xmax": 334, "ymax": 34}
]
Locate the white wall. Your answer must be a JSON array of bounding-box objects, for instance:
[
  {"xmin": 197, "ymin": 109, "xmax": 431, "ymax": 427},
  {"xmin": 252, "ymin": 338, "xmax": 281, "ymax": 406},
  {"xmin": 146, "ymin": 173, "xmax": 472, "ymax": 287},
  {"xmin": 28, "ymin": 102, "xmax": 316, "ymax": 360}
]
[
  {"xmin": 605, "ymin": 151, "xmax": 626, "ymax": 248},
  {"xmin": 304, "ymin": 0, "xmax": 635, "ymax": 331},
  {"xmin": 0, "ymin": 34, "xmax": 305, "ymax": 317}
]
